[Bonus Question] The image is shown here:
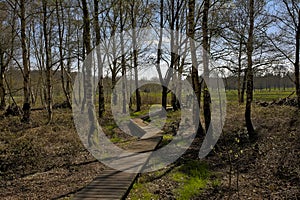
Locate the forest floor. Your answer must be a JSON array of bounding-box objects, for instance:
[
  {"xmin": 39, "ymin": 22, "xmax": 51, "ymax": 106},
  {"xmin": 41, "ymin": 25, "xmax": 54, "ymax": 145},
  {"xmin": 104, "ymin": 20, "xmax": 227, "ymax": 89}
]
[
  {"xmin": 127, "ymin": 103, "xmax": 300, "ymax": 200},
  {"xmin": 0, "ymin": 103, "xmax": 299, "ymax": 199}
]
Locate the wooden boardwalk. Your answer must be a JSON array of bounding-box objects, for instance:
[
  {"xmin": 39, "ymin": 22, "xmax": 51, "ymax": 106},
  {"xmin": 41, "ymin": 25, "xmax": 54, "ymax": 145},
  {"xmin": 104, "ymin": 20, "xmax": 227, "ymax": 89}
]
[{"xmin": 73, "ymin": 118, "xmax": 162, "ymax": 200}]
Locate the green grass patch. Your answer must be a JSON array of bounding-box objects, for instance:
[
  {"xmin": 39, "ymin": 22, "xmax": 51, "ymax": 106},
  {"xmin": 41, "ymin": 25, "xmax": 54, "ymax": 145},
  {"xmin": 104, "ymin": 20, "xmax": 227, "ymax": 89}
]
[
  {"xmin": 105, "ymin": 124, "xmax": 117, "ymax": 131},
  {"xmin": 253, "ymin": 89, "xmax": 296, "ymax": 101},
  {"xmin": 110, "ymin": 136, "xmax": 122, "ymax": 143},
  {"xmin": 170, "ymin": 160, "xmax": 210, "ymax": 200},
  {"xmin": 160, "ymin": 133, "xmax": 174, "ymax": 146},
  {"xmin": 225, "ymin": 88, "xmax": 296, "ymax": 102},
  {"xmin": 130, "ymin": 182, "xmax": 159, "ymax": 200},
  {"xmin": 130, "ymin": 109, "xmax": 149, "ymax": 118}
]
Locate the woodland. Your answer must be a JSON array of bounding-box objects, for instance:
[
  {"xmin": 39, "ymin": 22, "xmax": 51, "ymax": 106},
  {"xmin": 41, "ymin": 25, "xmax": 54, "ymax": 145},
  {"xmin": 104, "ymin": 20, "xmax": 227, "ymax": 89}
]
[{"xmin": 0, "ymin": 0, "xmax": 299, "ymax": 199}]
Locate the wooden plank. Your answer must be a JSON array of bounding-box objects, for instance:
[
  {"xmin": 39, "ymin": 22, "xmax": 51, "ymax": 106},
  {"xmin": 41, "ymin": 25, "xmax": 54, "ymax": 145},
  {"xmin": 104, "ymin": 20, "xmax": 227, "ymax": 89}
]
[{"xmin": 73, "ymin": 117, "xmax": 163, "ymax": 200}]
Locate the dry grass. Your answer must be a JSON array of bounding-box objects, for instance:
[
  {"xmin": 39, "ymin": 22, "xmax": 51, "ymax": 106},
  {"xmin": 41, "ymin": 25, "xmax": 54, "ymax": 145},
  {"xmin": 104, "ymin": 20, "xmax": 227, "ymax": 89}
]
[{"xmin": 0, "ymin": 109, "xmax": 105, "ymax": 199}]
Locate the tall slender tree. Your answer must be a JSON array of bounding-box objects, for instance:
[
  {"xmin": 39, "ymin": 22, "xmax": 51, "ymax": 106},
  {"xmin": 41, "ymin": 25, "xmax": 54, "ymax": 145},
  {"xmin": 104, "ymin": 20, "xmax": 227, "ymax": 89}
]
[
  {"xmin": 93, "ymin": 0, "xmax": 105, "ymax": 117},
  {"xmin": 0, "ymin": 2, "xmax": 15, "ymax": 110},
  {"xmin": 155, "ymin": 0, "xmax": 166, "ymax": 110},
  {"xmin": 188, "ymin": 0, "xmax": 204, "ymax": 134},
  {"xmin": 202, "ymin": 0, "xmax": 211, "ymax": 132},
  {"xmin": 56, "ymin": 0, "xmax": 71, "ymax": 108},
  {"xmin": 81, "ymin": 0, "xmax": 97, "ymax": 147},
  {"xmin": 271, "ymin": 0, "xmax": 300, "ymax": 108},
  {"xmin": 20, "ymin": 0, "xmax": 31, "ymax": 123},
  {"xmin": 245, "ymin": 0, "xmax": 256, "ymax": 139},
  {"xmin": 42, "ymin": 0, "xmax": 53, "ymax": 123},
  {"xmin": 130, "ymin": 1, "xmax": 141, "ymax": 111},
  {"xmin": 119, "ymin": 0, "xmax": 127, "ymax": 114}
]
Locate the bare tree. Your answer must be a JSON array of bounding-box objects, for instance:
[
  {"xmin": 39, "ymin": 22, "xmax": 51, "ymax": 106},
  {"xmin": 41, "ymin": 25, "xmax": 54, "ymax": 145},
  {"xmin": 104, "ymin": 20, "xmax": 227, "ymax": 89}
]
[
  {"xmin": 245, "ymin": 0, "xmax": 256, "ymax": 139},
  {"xmin": 271, "ymin": 0, "xmax": 300, "ymax": 108},
  {"xmin": 119, "ymin": 0, "xmax": 127, "ymax": 114},
  {"xmin": 155, "ymin": 0, "xmax": 166, "ymax": 109},
  {"xmin": 42, "ymin": 0, "xmax": 53, "ymax": 123},
  {"xmin": 20, "ymin": 0, "xmax": 31, "ymax": 123},
  {"xmin": 0, "ymin": 1, "xmax": 16, "ymax": 110},
  {"xmin": 56, "ymin": 0, "xmax": 71, "ymax": 108},
  {"xmin": 188, "ymin": 0, "xmax": 204, "ymax": 134},
  {"xmin": 129, "ymin": 0, "xmax": 141, "ymax": 111},
  {"xmin": 202, "ymin": 0, "xmax": 211, "ymax": 132},
  {"xmin": 219, "ymin": 1, "xmax": 248, "ymax": 103},
  {"xmin": 81, "ymin": 0, "xmax": 97, "ymax": 147},
  {"xmin": 93, "ymin": 0, "xmax": 105, "ymax": 117}
]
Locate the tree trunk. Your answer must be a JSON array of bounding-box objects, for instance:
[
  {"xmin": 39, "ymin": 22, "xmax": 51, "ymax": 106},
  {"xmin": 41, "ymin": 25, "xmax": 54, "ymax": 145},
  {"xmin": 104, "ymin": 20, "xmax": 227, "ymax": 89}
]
[
  {"xmin": 133, "ymin": 49, "xmax": 141, "ymax": 111},
  {"xmin": 20, "ymin": 0, "xmax": 31, "ymax": 123},
  {"xmin": 119, "ymin": 0, "xmax": 127, "ymax": 114},
  {"xmin": 245, "ymin": 0, "xmax": 256, "ymax": 140},
  {"xmin": 295, "ymin": 10, "xmax": 300, "ymax": 108},
  {"xmin": 43, "ymin": 0, "xmax": 53, "ymax": 124},
  {"xmin": 131, "ymin": 5, "xmax": 141, "ymax": 112},
  {"xmin": 171, "ymin": 15, "xmax": 181, "ymax": 111},
  {"xmin": 82, "ymin": 0, "xmax": 96, "ymax": 147},
  {"xmin": 65, "ymin": 9, "xmax": 72, "ymax": 106},
  {"xmin": 155, "ymin": 0, "xmax": 166, "ymax": 110},
  {"xmin": 238, "ymin": 38, "xmax": 243, "ymax": 104},
  {"xmin": 0, "ymin": 52, "xmax": 6, "ymax": 110},
  {"xmin": 241, "ymin": 69, "xmax": 247, "ymax": 103},
  {"xmin": 202, "ymin": 0, "xmax": 211, "ymax": 132},
  {"xmin": 56, "ymin": 0, "xmax": 71, "ymax": 109},
  {"xmin": 94, "ymin": 0, "xmax": 105, "ymax": 117},
  {"xmin": 111, "ymin": 61, "xmax": 118, "ymax": 105},
  {"xmin": 188, "ymin": 0, "xmax": 204, "ymax": 135}
]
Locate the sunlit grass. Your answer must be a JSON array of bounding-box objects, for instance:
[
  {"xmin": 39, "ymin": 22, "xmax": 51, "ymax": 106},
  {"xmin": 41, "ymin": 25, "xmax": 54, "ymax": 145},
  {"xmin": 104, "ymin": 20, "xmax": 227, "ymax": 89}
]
[
  {"xmin": 160, "ymin": 133, "xmax": 174, "ymax": 146},
  {"xmin": 170, "ymin": 160, "xmax": 210, "ymax": 200},
  {"xmin": 226, "ymin": 88, "xmax": 296, "ymax": 102},
  {"xmin": 130, "ymin": 182, "xmax": 159, "ymax": 200}
]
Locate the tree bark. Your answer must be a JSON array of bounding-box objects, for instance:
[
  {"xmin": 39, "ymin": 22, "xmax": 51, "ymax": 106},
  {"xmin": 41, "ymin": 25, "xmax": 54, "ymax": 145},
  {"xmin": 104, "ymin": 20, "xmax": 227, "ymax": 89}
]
[
  {"xmin": 238, "ymin": 38, "xmax": 243, "ymax": 104},
  {"xmin": 20, "ymin": 0, "xmax": 31, "ymax": 123},
  {"xmin": 295, "ymin": 9, "xmax": 300, "ymax": 108},
  {"xmin": 156, "ymin": 0, "xmax": 165, "ymax": 110},
  {"xmin": 94, "ymin": 0, "xmax": 105, "ymax": 117},
  {"xmin": 82, "ymin": 0, "xmax": 96, "ymax": 147},
  {"xmin": 0, "ymin": 51, "xmax": 6, "ymax": 110},
  {"xmin": 245, "ymin": 0, "xmax": 256, "ymax": 140},
  {"xmin": 202, "ymin": 0, "xmax": 211, "ymax": 132},
  {"xmin": 119, "ymin": 0, "xmax": 127, "ymax": 114},
  {"xmin": 56, "ymin": 0, "xmax": 71, "ymax": 109},
  {"xmin": 188, "ymin": 0, "xmax": 204, "ymax": 135},
  {"xmin": 131, "ymin": 2, "xmax": 141, "ymax": 112},
  {"xmin": 43, "ymin": 0, "xmax": 53, "ymax": 124},
  {"xmin": 241, "ymin": 68, "xmax": 247, "ymax": 103}
]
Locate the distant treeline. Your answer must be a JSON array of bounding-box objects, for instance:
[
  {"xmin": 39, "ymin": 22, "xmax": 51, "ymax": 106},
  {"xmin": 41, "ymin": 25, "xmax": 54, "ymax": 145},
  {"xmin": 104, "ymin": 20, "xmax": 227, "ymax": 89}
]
[{"xmin": 225, "ymin": 73, "xmax": 295, "ymax": 90}]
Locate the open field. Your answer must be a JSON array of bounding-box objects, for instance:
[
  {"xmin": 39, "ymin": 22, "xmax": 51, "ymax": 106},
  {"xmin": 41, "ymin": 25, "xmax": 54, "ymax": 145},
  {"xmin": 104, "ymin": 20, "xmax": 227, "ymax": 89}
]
[{"xmin": 226, "ymin": 88, "xmax": 296, "ymax": 102}]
